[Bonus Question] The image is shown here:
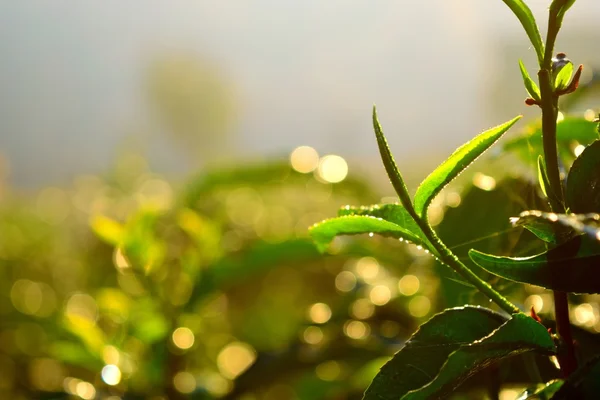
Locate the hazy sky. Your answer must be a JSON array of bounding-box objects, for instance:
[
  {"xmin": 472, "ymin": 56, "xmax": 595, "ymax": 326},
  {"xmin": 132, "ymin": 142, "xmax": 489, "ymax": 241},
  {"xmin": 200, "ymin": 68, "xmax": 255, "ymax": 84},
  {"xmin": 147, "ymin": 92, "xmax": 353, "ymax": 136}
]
[{"xmin": 1, "ymin": 1, "xmax": 599, "ymax": 187}]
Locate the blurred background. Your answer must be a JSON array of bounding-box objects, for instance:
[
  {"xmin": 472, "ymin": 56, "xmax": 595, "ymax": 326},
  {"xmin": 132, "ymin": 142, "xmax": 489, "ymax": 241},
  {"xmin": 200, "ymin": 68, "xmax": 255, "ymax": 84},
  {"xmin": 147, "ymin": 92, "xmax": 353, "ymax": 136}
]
[{"xmin": 2, "ymin": 1, "xmax": 600, "ymax": 399}]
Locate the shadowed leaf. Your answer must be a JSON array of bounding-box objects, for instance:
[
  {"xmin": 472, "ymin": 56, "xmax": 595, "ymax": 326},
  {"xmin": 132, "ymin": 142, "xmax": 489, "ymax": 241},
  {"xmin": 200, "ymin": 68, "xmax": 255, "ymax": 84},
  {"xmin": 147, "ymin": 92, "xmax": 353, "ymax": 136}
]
[{"xmin": 469, "ymin": 235, "xmax": 600, "ymax": 293}]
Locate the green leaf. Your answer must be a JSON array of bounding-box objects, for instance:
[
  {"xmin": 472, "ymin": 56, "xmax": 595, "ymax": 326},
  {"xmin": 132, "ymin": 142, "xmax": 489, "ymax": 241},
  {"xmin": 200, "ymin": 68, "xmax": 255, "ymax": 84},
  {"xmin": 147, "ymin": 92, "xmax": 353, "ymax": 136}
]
[
  {"xmin": 402, "ymin": 314, "xmax": 555, "ymax": 399},
  {"xmin": 517, "ymin": 380, "xmax": 563, "ymax": 399},
  {"xmin": 363, "ymin": 306, "xmax": 508, "ymax": 400},
  {"xmin": 567, "ymin": 140, "xmax": 600, "ymax": 213},
  {"xmin": 519, "ymin": 60, "xmax": 541, "ymax": 102},
  {"xmin": 501, "ymin": 0, "xmax": 545, "ymax": 65},
  {"xmin": 550, "ymin": 0, "xmax": 577, "ymax": 29},
  {"xmin": 503, "ymin": 117, "xmax": 600, "ymax": 164},
  {"xmin": 338, "ymin": 203, "xmax": 432, "ymax": 249},
  {"xmin": 414, "ymin": 116, "xmax": 521, "ymax": 219},
  {"xmin": 511, "ymin": 210, "xmax": 598, "ymax": 243},
  {"xmin": 537, "ymin": 155, "xmax": 550, "ymax": 198},
  {"xmin": 372, "ymin": 106, "xmax": 414, "ymax": 210},
  {"xmin": 554, "ymin": 60, "xmax": 573, "ymax": 91},
  {"xmin": 469, "ymin": 235, "xmax": 600, "ymax": 293},
  {"xmin": 309, "ymin": 215, "xmax": 432, "ymax": 254}
]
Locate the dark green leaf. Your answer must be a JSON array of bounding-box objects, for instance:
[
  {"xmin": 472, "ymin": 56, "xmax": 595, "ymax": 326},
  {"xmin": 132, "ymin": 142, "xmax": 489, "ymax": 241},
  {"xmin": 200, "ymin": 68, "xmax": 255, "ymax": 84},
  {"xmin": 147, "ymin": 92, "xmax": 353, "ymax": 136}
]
[
  {"xmin": 552, "ymin": 355, "xmax": 600, "ymax": 399},
  {"xmin": 501, "ymin": 0, "xmax": 545, "ymax": 65},
  {"xmin": 402, "ymin": 314, "xmax": 555, "ymax": 399},
  {"xmin": 469, "ymin": 235, "xmax": 600, "ymax": 293},
  {"xmin": 511, "ymin": 210, "xmax": 598, "ymax": 243},
  {"xmin": 414, "ymin": 116, "xmax": 521, "ymax": 219},
  {"xmin": 338, "ymin": 203, "xmax": 434, "ymax": 251},
  {"xmin": 372, "ymin": 106, "xmax": 414, "ymax": 210},
  {"xmin": 309, "ymin": 215, "xmax": 432, "ymax": 254},
  {"xmin": 554, "ymin": 61, "xmax": 573, "ymax": 91},
  {"xmin": 567, "ymin": 140, "xmax": 600, "ymax": 213},
  {"xmin": 363, "ymin": 306, "xmax": 508, "ymax": 400},
  {"xmin": 520, "ymin": 60, "xmax": 541, "ymax": 101}
]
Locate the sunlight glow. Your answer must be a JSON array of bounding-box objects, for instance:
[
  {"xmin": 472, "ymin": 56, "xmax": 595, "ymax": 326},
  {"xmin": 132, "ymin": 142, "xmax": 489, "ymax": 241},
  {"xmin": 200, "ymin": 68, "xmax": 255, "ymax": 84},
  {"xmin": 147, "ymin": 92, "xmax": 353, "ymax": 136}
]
[
  {"xmin": 335, "ymin": 271, "xmax": 357, "ymax": 292},
  {"xmin": 316, "ymin": 155, "xmax": 348, "ymax": 183},
  {"xmin": 217, "ymin": 342, "xmax": 256, "ymax": 379},
  {"xmin": 574, "ymin": 144, "xmax": 586, "ymax": 157},
  {"xmin": 315, "ymin": 360, "xmax": 341, "ymax": 381},
  {"xmin": 172, "ymin": 327, "xmax": 195, "ymax": 350},
  {"xmin": 290, "ymin": 146, "xmax": 319, "ymax": 173},
  {"xmin": 584, "ymin": 109, "xmax": 597, "ymax": 121},
  {"xmin": 369, "ymin": 285, "xmax": 391, "ymax": 306},
  {"xmin": 408, "ymin": 295, "xmax": 431, "ymax": 318},
  {"xmin": 308, "ymin": 303, "xmax": 332, "ymax": 324},
  {"xmin": 303, "ymin": 326, "xmax": 324, "ymax": 344},
  {"xmin": 344, "ymin": 320, "xmax": 370, "ymax": 339},
  {"xmin": 525, "ymin": 295, "xmax": 544, "ymax": 313},
  {"xmin": 101, "ymin": 364, "xmax": 122, "ymax": 386},
  {"xmin": 398, "ymin": 275, "xmax": 420, "ymax": 296},
  {"xmin": 473, "ymin": 172, "xmax": 496, "ymax": 191},
  {"xmin": 351, "ymin": 298, "xmax": 375, "ymax": 320},
  {"xmin": 173, "ymin": 371, "xmax": 196, "ymax": 394}
]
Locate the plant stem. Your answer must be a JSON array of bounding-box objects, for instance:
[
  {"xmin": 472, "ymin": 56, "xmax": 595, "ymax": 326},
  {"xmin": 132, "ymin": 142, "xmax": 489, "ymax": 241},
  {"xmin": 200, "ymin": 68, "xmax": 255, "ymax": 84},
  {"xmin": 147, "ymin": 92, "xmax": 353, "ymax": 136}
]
[
  {"xmin": 536, "ymin": 7, "xmax": 578, "ymax": 376},
  {"xmin": 417, "ymin": 220, "xmax": 520, "ymax": 315}
]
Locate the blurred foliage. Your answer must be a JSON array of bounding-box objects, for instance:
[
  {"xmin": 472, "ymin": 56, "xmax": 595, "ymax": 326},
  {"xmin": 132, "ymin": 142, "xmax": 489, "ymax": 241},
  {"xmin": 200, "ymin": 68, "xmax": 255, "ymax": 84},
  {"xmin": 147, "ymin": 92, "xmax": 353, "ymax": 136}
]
[
  {"xmin": 3, "ymin": 53, "xmax": 600, "ymax": 398},
  {"xmin": 3, "ymin": 141, "xmax": 600, "ymax": 399},
  {"xmin": 147, "ymin": 55, "xmax": 237, "ymax": 162}
]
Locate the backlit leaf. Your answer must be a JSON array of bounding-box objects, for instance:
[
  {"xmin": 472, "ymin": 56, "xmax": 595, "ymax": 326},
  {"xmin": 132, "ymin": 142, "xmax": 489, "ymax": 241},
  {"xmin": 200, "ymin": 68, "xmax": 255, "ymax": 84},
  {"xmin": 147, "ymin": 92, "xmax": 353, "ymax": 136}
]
[
  {"xmin": 310, "ymin": 215, "xmax": 432, "ymax": 254},
  {"xmin": 414, "ymin": 116, "xmax": 521, "ymax": 219},
  {"xmin": 501, "ymin": 0, "xmax": 545, "ymax": 65},
  {"xmin": 338, "ymin": 203, "xmax": 433, "ymax": 251},
  {"xmin": 519, "ymin": 60, "xmax": 541, "ymax": 101}
]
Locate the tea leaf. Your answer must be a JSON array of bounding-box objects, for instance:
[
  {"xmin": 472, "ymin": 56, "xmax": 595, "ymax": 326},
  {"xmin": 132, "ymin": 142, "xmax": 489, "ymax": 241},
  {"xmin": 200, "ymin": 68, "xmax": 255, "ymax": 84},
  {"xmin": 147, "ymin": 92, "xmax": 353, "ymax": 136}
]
[
  {"xmin": 363, "ymin": 306, "xmax": 507, "ymax": 400},
  {"xmin": 502, "ymin": 0, "xmax": 545, "ymax": 65},
  {"xmin": 414, "ymin": 116, "xmax": 521, "ymax": 219},
  {"xmin": 372, "ymin": 106, "xmax": 414, "ymax": 210},
  {"xmin": 363, "ymin": 307, "xmax": 554, "ymax": 400},
  {"xmin": 402, "ymin": 314, "xmax": 555, "ymax": 400},
  {"xmin": 518, "ymin": 380, "xmax": 564, "ymax": 399},
  {"xmin": 519, "ymin": 60, "xmax": 541, "ymax": 101},
  {"xmin": 554, "ymin": 61, "xmax": 573, "ymax": 91},
  {"xmin": 469, "ymin": 235, "xmax": 600, "ymax": 293},
  {"xmin": 550, "ymin": 0, "xmax": 577, "ymax": 29},
  {"xmin": 309, "ymin": 215, "xmax": 431, "ymax": 254},
  {"xmin": 511, "ymin": 210, "xmax": 599, "ymax": 243},
  {"xmin": 566, "ymin": 140, "xmax": 600, "ymax": 213},
  {"xmin": 338, "ymin": 203, "xmax": 434, "ymax": 252}
]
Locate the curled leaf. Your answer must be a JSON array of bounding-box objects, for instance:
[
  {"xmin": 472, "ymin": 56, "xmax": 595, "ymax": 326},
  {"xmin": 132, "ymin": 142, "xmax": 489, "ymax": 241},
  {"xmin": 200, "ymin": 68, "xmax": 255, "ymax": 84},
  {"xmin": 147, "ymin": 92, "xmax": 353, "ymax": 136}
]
[{"xmin": 511, "ymin": 210, "xmax": 599, "ymax": 243}]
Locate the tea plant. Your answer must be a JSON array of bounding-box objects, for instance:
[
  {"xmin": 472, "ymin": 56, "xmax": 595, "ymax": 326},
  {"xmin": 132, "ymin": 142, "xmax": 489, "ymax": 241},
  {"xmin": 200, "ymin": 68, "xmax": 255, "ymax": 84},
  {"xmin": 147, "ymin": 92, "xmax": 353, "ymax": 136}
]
[{"xmin": 310, "ymin": 0, "xmax": 600, "ymax": 398}]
